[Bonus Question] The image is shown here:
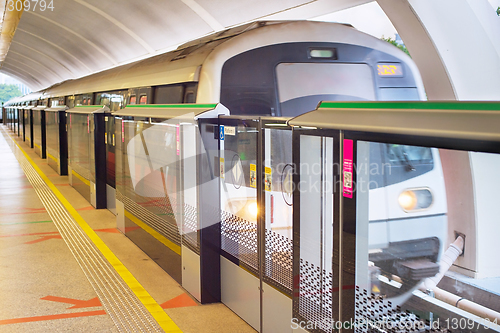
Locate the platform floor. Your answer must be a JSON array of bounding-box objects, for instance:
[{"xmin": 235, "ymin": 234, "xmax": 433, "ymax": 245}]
[{"xmin": 0, "ymin": 125, "xmax": 256, "ymax": 332}]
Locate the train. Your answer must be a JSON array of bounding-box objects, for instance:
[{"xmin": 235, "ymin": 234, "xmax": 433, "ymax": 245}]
[{"xmin": 3, "ymin": 20, "xmax": 449, "ymax": 332}]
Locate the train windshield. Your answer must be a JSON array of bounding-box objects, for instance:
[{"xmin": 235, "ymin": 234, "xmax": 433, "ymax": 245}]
[
  {"xmin": 387, "ymin": 144, "xmax": 433, "ymax": 170},
  {"xmin": 276, "ymin": 63, "xmax": 376, "ymax": 117},
  {"xmin": 369, "ymin": 143, "xmax": 435, "ymax": 190}
]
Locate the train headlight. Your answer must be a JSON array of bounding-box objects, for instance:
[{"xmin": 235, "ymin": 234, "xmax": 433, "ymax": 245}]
[{"xmin": 398, "ymin": 188, "xmax": 433, "ymax": 212}]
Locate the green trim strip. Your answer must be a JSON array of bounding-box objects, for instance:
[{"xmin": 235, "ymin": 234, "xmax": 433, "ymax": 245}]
[
  {"xmin": 319, "ymin": 101, "xmax": 500, "ymax": 111},
  {"xmin": 124, "ymin": 104, "xmax": 217, "ymax": 109}
]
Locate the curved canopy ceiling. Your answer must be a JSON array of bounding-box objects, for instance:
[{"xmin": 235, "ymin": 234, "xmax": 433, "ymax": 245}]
[{"xmin": 0, "ymin": 0, "xmax": 369, "ymax": 91}]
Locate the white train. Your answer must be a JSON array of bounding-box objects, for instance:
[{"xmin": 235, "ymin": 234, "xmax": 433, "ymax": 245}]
[{"xmin": 5, "ymin": 20, "xmax": 448, "ymax": 331}]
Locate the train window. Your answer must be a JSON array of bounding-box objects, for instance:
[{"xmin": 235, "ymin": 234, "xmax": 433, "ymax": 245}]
[
  {"xmin": 67, "ymin": 96, "xmax": 75, "ymax": 109},
  {"xmin": 222, "ymin": 88, "xmax": 274, "ymax": 115},
  {"xmin": 154, "ymin": 84, "xmax": 184, "ymax": 104},
  {"xmin": 183, "ymin": 83, "xmax": 198, "ymax": 103},
  {"xmin": 86, "ymin": 95, "xmax": 93, "ymax": 105},
  {"xmin": 110, "ymin": 95, "xmax": 123, "ymax": 111},
  {"xmin": 75, "ymin": 95, "xmax": 83, "ymax": 106},
  {"xmin": 100, "ymin": 96, "xmax": 109, "ymax": 106},
  {"xmin": 129, "ymin": 95, "xmax": 137, "ymax": 105},
  {"xmin": 184, "ymin": 92, "xmax": 195, "ymax": 103},
  {"xmin": 276, "ymin": 63, "xmax": 375, "ymax": 117},
  {"xmin": 386, "ymin": 144, "xmax": 433, "ymax": 166},
  {"xmin": 139, "ymin": 95, "xmax": 147, "ymax": 104}
]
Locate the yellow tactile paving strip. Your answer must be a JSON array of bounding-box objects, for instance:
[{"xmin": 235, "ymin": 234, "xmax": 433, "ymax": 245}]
[
  {"xmin": 0, "ymin": 129, "xmax": 118, "ymax": 332},
  {"xmin": 2, "ymin": 126, "xmax": 182, "ymax": 333}
]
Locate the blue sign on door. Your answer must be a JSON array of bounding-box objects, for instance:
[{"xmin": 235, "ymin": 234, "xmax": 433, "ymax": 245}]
[{"xmin": 220, "ymin": 125, "xmax": 225, "ymax": 140}]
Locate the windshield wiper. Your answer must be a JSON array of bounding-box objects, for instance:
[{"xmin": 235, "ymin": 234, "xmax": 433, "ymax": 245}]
[{"xmin": 401, "ymin": 148, "xmax": 416, "ymax": 172}]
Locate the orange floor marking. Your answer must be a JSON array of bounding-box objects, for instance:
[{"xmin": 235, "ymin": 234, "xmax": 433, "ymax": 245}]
[
  {"xmin": 0, "ymin": 310, "xmax": 107, "ymax": 325},
  {"xmin": 54, "ymin": 183, "xmax": 71, "ymax": 186},
  {"xmin": 160, "ymin": 293, "xmax": 198, "ymax": 309},
  {"xmin": 41, "ymin": 296, "xmax": 102, "ymax": 309},
  {"xmin": 0, "ymin": 231, "xmax": 59, "ymax": 238},
  {"xmin": 1, "ymin": 207, "xmax": 46, "ymax": 215},
  {"xmin": 25, "ymin": 235, "xmax": 63, "ymax": 244},
  {"xmin": 94, "ymin": 228, "xmax": 121, "ymax": 234}
]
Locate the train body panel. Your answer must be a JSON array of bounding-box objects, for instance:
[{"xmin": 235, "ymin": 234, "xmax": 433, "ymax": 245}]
[{"xmin": 197, "ymin": 21, "xmax": 426, "ymax": 104}]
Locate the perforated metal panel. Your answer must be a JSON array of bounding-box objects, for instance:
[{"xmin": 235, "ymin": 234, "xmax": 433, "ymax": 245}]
[
  {"xmin": 295, "ymin": 259, "xmax": 334, "ymax": 333},
  {"xmin": 354, "ymin": 287, "xmax": 453, "ymax": 333},
  {"xmin": 264, "ymin": 228, "xmax": 293, "ymax": 293},
  {"xmin": 182, "ymin": 203, "xmax": 199, "ymax": 254},
  {"xmin": 221, "ymin": 210, "xmax": 258, "ymax": 273}
]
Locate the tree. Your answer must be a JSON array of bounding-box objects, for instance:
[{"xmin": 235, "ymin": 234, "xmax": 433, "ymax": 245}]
[
  {"xmin": 497, "ymin": 6, "xmax": 499, "ymax": 16},
  {"xmin": 381, "ymin": 37, "xmax": 411, "ymax": 58},
  {"xmin": 0, "ymin": 84, "xmax": 22, "ymax": 104}
]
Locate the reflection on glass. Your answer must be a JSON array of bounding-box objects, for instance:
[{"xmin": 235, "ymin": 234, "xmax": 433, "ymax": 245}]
[{"xmin": 355, "ymin": 142, "xmax": 500, "ymax": 332}]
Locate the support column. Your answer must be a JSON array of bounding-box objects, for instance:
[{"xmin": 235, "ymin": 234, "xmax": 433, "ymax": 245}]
[{"xmin": 378, "ymin": 0, "xmax": 500, "ymax": 101}]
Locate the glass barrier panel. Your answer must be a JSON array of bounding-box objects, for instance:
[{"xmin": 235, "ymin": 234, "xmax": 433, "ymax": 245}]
[
  {"xmin": 354, "ymin": 141, "xmax": 500, "ymax": 332},
  {"xmin": 46, "ymin": 111, "xmax": 60, "ymax": 172},
  {"xmin": 68, "ymin": 113, "xmax": 91, "ymax": 202},
  {"xmin": 105, "ymin": 116, "xmax": 116, "ymax": 188},
  {"xmin": 264, "ymin": 128, "xmax": 293, "ymax": 294},
  {"xmin": 121, "ymin": 118, "xmax": 181, "ymax": 247},
  {"xmin": 220, "ymin": 120, "xmax": 259, "ymax": 272},
  {"xmin": 295, "ymin": 134, "xmax": 337, "ymax": 332}
]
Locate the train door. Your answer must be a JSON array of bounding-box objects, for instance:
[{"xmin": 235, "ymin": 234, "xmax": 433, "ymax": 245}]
[
  {"xmin": 19, "ymin": 108, "xmax": 24, "ymax": 140},
  {"xmin": 219, "ymin": 116, "xmax": 298, "ymax": 332},
  {"xmin": 105, "ymin": 114, "xmax": 116, "ymax": 214},
  {"xmin": 291, "ymin": 128, "xmax": 343, "ymax": 332},
  {"xmin": 261, "ymin": 118, "xmax": 294, "ymax": 332},
  {"xmin": 219, "ymin": 116, "xmax": 260, "ymax": 330},
  {"xmin": 15, "ymin": 108, "xmax": 20, "ymax": 136}
]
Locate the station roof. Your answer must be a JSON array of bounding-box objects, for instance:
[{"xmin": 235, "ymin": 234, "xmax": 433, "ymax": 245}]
[{"xmin": 0, "ymin": 0, "xmax": 370, "ymax": 91}]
